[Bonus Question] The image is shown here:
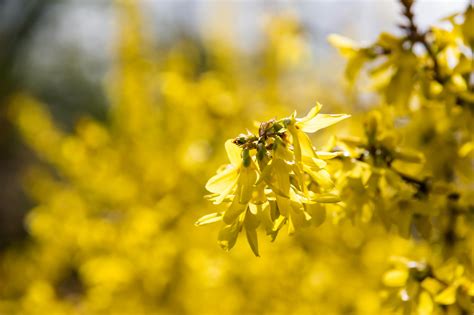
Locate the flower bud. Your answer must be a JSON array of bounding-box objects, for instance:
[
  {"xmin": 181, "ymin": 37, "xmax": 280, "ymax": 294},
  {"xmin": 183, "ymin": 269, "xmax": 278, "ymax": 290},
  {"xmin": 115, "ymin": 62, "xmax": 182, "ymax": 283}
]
[{"xmin": 242, "ymin": 148, "xmax": 251, "ymax": 167}]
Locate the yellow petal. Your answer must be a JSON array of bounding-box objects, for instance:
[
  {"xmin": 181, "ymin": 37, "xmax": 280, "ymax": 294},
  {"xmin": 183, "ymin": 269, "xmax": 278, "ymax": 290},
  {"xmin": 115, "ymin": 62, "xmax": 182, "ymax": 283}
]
[
  {"xmin": 205, "ymin": 166, "xmax": 238, "ymax": 194},
  {"xmin": 297, "ymin": 103, "xmax": 323, "ymax": 124},
  {"xmin": 245, "ymin": 210, "xmax": 260, "ymax": 229},
  {"xmin": 287, "ymin": 205, "xmax": 311, "ymax": 235},
  {"xmin": 459, "ymin": 141, "xmax": 473, "ymax": 158},
  {"xmin": 305, "ymin": 203, "xmax": 326, "ymax": 227},
  {"xmin": 223, "ymin": 198, "xmax": 247, "ymax": 225},
  {"xmin": 417, "ymin": 291, "xmax": 433, "ymax": 315},
  {"xmin": 296, "ymin": 113, "xmax": 350, "ymax": 134},
  {"xmin": 434, "ymin": 285, "xmax": 457, "ymax": 305},
  {"xmin": 276, "ymin": 196, "xmax": 291, "ymax": 217},
  {"xmin": 288, "ymin": 214, "xmax": 296, "ymax": 235},
  {"xmin": 273, "ymin": 159, "xmax": 291, "ymax": 194},
  {"xmin": 272, "ymin": 215, "xmax": 286, "ymax": 233},
  {"xmin": 382, "ymin": 269, "xmax": 409, "ymax": 287},
  {"xmin": 288, "ymin": 125, "xmax": 302, "ymax": 162},
  {"xmin": 195, "ymin": 212, "xmax": 223, "ymax": 226},
  {"xmin": 218, "ymin": 222, "xmax": 240, "ymax": 251},
  {"xmin": 327, "ymin": 34, "xmax": 359, "ymax": 57},
  {"xmin": 245, "ymin": 225, "xmax": 259, "ymax": 257},
  {"xmin": 315, "ymin": 151, "xmax": 341, "ymax": 160},
  {"xmin": 313, "ymin": 193, "xmax": 341, "ymax": 203},
  {"xmin": 302, "ymin": 156, "xmax": 327, "ymax": 169},
  {"xmin": 305, "ymin": 167, "xmax": 334, "ymax": 189},
  {"xmin": 239, "ymin": 167, "xmax": 257, "ymax": 204},
  {"xmin": 225, "ymin": 139, "xmax": 242, "ymax": 167},
  {"xmin": 297, "ymin": 129, "xmax": 317, "ymax": 158},
  {"xmin": 421, "ymin": 277, "xmax": 444, "ymax": 296}
]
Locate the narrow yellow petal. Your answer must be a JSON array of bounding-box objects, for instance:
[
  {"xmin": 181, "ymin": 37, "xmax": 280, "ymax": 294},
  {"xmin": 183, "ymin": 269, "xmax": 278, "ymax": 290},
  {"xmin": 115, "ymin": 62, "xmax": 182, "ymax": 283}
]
[
  {"xmin": 297, "ymin": 113, "xmax": 350, "ymax": 134},
  {"xmin": 218, "ymin": 222, "xmax": 240, "ymax": 251},
  {"xmin": 304, "ymin": 167, "xmax": 334, "ymax": 189},
  {"xmin": 245, "ymin": 224, "xmax": 259, "ymax": 257},
  {"xmin": 223, "ymin": 197, "xmax": 247, "ymax": 225},
  {"xmin": 288, "ymin": 125, "xmax": 302, "ymax": 162},
  {"xmin": 313, "ymin": 193, "xmax": 341, "ymax": 203},
  {"xmin": 327, "ymin": 34, "xmax": 359, "ymax": 57},
  {"xmin": 297, "ymin": 103, "xmax": 323, "ymax": 124},
  {"xmin": 195, "ymin": 212, "xmax": 223, "ymax": 226},
  {"xmin": 302, "ymin": 156, "xmax": 327, "ymax": 169},
  {"xmin": 296, "ymin": 129, "xmax": 317, "ymax": 158},
  {"xmin": 417, "ymin": 291, "xmax": 433, "ymax": 315},
  {"xmin": 239, "ymin": 167, "xmax": 257, "ymax": 204},
  {"xmin": 316, "ymin": 151, "xmax": 342, "ymax": 160},
  {"xmin": 225, "ymin": 139, "xmax": 242, "ymax": 167},
  {"xmin": 273, "ymin": 159, "xmax": 291, "ymax": 193},
  {"xmin": 276, "ymin": 196, "xmax": 291, "ymax": 217},
  {"xmin": 272, "ymin": 215, "xmax": 286, "ymax": 233}
]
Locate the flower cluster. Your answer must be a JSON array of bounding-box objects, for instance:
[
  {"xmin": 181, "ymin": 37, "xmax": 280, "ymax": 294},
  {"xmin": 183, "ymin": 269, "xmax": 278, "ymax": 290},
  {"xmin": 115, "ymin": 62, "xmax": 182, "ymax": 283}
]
[
  {"xmin": 328, "ymin": 111, "xmax": 430, "ymax": 232},
  {"xmin": 197, "ymin": 104, "xmax": 349, "ymax": 255},
  {"xmin": 382, "ymin": 257, "xmax": 474, "ymax": 314}
]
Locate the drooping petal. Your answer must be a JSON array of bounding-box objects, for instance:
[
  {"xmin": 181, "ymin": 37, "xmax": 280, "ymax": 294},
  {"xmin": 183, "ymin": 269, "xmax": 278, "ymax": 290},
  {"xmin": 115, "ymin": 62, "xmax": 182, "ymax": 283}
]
[
  {"xmin": 223, "ymin": 197, "xmax": 247, "ymax": 225},
  {"xmin": 245, "ymin": 226, "xmax": 259, "ymax": 257},
  {"xmin": 273, "ymin": 159, "xmax": 291, "ymax": 194},
  {"xmin": 417, "ymin": 291, "xmax": 434, "ymax": 315},
  {"xmin": 305, "ymin": 203, "xmax": 326, "ymax": 227},
  {"xmin": 244, "ymin": 211, "xmax": 260, "ymax": 256},
  {"xmin": 276, "ymin": 196, "xmax": 291, "ymax": 217},
  {"xmin": 218, "ymin": 222, "xmax": 240, "ymax": 251},
  {"xmin": 239, "ymin": 166, "xmax": 257, "ymax": 204}
]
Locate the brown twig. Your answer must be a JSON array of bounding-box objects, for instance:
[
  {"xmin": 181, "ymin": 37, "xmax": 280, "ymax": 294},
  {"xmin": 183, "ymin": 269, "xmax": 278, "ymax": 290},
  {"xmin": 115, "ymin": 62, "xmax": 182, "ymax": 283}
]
[{"xmin": 399, "ymin": 0, "xmax": 443, "ymax": 83}]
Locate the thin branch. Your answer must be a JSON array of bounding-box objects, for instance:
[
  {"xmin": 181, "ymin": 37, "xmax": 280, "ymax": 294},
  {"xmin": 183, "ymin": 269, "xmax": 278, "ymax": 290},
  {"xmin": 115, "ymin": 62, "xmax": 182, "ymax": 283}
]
[{"xmin": 399, "ymin": 0, "xmax": 443, "ymax": 83}]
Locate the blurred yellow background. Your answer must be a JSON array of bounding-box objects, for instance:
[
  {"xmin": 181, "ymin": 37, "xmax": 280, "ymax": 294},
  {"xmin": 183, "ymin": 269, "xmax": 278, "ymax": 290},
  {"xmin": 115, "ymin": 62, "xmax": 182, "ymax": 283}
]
[{"xmin": 0, "ymin": 1, "xmax": 470, "ymax": 314}]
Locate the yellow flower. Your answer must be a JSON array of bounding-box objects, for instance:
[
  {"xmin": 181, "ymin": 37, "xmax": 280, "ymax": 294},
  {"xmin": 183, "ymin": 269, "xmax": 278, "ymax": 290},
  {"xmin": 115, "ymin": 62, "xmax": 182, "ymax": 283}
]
[{"xmin": 197, "ymin": 103, "xmax": 350, "ymax": 255}]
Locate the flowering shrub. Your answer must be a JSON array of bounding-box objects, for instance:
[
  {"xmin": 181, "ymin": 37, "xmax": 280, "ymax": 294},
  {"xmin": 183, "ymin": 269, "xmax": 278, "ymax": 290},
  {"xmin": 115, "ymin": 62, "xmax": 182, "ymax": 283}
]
[{"xmin": 0, "ymin": 1, "xmax": 472, "ymax": 314}]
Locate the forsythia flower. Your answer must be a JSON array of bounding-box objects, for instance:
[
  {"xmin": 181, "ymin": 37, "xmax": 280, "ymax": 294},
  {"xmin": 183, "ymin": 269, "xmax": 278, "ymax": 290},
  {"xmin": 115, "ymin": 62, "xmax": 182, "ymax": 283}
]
[
  {"xmin": 196, "ymin": 103, "xmax": 349, "ymax": 256},
  {"xmin": 382, "ymin": 257, "xmax": 474, "ymax": 314}
]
